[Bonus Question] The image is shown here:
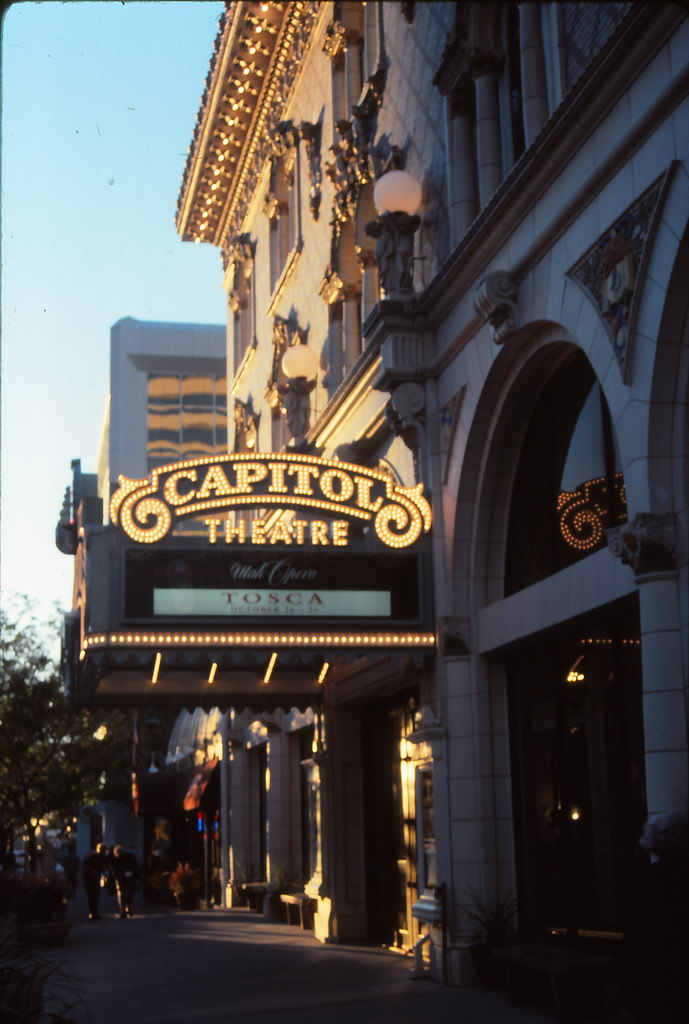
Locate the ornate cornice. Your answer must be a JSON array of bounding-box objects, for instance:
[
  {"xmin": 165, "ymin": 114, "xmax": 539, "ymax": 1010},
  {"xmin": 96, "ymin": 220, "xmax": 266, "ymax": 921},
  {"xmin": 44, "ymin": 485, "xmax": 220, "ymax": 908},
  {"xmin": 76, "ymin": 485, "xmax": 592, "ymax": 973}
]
[{"xmin": 176, "ymin": 1, "xmax": 320, "ymax": 250}]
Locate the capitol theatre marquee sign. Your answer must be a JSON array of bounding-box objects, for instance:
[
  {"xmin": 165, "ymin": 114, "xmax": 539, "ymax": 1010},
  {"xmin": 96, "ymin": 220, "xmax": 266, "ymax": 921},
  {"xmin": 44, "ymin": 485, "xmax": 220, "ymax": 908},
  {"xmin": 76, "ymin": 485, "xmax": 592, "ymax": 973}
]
[
  {"xmin": 110, "ymin": 452, "xmax": 431, "ymax": 549},
  {"xmin": 72, "ymin": 453, "xmax": 434, "ymax": 708}
]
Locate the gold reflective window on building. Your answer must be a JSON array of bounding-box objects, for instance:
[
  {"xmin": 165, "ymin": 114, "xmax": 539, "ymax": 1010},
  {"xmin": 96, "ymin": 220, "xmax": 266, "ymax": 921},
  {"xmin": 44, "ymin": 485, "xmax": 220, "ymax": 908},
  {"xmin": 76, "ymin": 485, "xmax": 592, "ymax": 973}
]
[{"xmin": 147, "ymin": 373, "xmax": 227, "ymax": 470}]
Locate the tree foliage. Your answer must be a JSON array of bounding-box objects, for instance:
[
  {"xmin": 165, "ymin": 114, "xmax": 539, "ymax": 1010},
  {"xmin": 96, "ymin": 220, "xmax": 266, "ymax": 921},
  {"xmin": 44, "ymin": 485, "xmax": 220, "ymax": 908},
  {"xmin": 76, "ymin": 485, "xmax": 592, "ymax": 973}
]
[{"xmin": 0, "ymin": 600, "xmax": 134, "ymax": 867}]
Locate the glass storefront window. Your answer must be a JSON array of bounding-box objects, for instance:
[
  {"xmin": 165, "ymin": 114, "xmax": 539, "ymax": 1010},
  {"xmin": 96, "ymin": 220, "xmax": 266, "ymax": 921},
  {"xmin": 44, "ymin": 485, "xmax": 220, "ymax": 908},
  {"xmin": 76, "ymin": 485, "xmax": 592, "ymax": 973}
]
[{"xmin": 508, "ymin": 607, "xmax": 645, "ymax": 939}]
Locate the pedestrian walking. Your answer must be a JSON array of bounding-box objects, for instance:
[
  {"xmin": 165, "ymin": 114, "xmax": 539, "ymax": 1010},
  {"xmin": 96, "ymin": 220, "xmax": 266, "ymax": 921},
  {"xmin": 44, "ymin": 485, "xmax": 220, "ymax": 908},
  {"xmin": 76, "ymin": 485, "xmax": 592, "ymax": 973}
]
[
  {"xmin": 83, "ymin": 842, "xmax": 109, "ymax": 920},
  {"xmin": 111, "ymin": 844, "xmax": 139, "ymax": 918}
]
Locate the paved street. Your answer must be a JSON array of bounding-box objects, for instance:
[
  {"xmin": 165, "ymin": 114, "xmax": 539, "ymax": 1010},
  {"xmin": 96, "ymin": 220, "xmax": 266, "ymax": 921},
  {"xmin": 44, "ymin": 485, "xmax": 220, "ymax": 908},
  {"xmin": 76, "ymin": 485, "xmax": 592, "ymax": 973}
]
[{"xmin": 38, "ymin": 886, "xmax": 621, "ymax": 1024}]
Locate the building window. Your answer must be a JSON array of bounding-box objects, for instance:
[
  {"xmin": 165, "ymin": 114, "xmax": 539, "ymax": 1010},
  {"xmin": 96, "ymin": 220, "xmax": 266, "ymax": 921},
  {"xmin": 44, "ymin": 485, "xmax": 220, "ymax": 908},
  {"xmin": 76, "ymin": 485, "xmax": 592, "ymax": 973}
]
[
  {"xmin": 228, "ymin": 235, "xmax": 256, "ymax": 380},
  {"xmin": 506, "ymin": 352, "xmax": 627, "ymax": 594},
  {"xmin": 325, "ymin": 300, "xmax": 344, "ymax": 392},
  {"xmin": 147, "ymin": 373, "xmax": 227, "ymax": 470},
  {"xmin": 508, "ymin": 608, "xmax": 644, "ymax": 938},
  {"xmin": 265, "ymin": 122, "xmax": 300, "ymax": 299}
]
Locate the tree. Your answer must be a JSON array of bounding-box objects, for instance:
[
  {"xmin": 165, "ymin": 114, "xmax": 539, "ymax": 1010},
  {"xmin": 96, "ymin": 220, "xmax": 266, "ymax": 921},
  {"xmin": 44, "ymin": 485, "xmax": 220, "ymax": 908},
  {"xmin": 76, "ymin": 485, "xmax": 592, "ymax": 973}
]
[{"xmin": 0, "ymin": 600, "xmax": 134, "ymax": 870}]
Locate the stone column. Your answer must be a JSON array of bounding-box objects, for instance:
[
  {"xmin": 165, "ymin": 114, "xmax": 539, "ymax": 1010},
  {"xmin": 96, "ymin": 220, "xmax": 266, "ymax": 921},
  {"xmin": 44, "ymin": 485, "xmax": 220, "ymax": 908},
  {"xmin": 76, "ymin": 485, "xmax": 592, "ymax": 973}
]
[
  {"xmin": 607, "ymin": 515, "xmax": 688, "ymax": 814},
  {"xmin": 265, "ymin": 727, "xmax": 296, "ymax": 884},
  {"xmin": 446, "ymin": 89, "xmax": 478, "ymax": 246},
  {"xmin": 637, "ymin": 572, "xmax": 688, "ymax": 813},
  {"xmin": 227, "ymin": 728, "xmax": 251, "ymax": 903},
  {"xmin": 470, "ymin": 51, "xmax": 503, "ymax": 207},
  {"xmin": 519, "ymin": 2, "xmax": 549, "ymax": 146}
]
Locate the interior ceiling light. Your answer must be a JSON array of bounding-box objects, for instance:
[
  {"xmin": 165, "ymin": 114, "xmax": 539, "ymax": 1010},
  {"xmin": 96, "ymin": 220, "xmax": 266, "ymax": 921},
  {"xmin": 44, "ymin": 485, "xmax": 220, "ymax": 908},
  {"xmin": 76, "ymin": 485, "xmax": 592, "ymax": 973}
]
[
  {"xmin": 263, "ymin": 652, "xmax": 278, "ymax": 684},
  {"xmin": 151, "ymin": 651, "xmax": 162, "ymax": 685}
]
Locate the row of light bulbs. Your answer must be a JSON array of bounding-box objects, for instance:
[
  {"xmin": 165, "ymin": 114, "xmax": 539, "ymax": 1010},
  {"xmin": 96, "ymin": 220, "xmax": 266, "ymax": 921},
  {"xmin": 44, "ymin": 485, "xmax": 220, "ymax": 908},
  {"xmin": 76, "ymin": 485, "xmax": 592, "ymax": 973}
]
[{"xmin": 83, "ymin": 631, "xmax": 436, "ymax": 650}]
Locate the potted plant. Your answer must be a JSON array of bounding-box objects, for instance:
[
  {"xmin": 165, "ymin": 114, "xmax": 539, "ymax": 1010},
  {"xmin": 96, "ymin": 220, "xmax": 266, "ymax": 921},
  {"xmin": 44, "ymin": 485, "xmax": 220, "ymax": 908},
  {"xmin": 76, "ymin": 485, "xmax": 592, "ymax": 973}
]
[
  {"xmin": 463, "ymin": 885, "xmax": 517, "ymax": 988},
  {"xmin": 167, "ymin": 862, "xmax": 201, "ymax": 911}
]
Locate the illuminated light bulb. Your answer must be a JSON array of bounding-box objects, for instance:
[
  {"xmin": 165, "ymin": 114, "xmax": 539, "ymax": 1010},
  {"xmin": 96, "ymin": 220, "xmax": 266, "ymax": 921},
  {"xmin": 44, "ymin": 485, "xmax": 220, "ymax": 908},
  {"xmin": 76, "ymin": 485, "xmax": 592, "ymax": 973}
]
[
  {"xmin": 373, "ymin": 169, "xmax": 422, "ymax": 215},
  {"xmin": 281, "ymin": 343, "xmax": 318, "ymax": 379}
]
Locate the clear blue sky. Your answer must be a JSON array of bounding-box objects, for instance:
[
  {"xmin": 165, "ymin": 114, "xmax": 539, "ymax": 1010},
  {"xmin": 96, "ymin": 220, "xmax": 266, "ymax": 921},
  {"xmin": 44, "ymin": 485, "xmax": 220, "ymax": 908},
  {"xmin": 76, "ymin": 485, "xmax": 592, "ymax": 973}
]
[{"xmin": 1, "ymin": 1, "xmax": 227, "ymax": 625}]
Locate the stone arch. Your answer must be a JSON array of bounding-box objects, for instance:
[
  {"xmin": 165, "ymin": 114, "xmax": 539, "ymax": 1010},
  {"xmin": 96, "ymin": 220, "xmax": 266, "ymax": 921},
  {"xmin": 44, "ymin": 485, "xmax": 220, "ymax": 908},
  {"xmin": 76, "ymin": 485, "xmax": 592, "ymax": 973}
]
[
  {"xmin": 644, "ymin": 183, "xmax": 689, "ymax": 521},
  {"xmin": 449, "ymin": 320, "xmax": 626, "ymax": 614}
]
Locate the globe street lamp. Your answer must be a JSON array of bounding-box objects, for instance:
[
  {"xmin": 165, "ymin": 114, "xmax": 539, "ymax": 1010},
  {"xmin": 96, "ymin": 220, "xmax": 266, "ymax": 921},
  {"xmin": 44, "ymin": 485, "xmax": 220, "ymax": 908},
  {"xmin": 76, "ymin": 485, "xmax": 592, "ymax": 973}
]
[
  {"xmin": 366, "ymin": 169, "xmax": 423, "ymax": 300},
  {"xmin": 280, "ymin": 343, "xmax": 318, "ymax": 448}
]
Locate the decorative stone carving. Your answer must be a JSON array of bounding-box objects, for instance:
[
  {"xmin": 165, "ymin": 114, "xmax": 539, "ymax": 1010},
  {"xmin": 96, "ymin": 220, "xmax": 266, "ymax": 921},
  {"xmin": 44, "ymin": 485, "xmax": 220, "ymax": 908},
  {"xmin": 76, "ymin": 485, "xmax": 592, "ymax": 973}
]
[
  {"xmin": 570, "ymin": 177, "xmax": 665, "ymax": 374},
  {"xmin": 365, "ymin": 211, "xmax": 421, "ymax": 299},
  {"xmin": 322, "ymin": 20, "xmax": 348, "ymax": 60},
  {"xmin": 386, "ymin": 381, "xmax": 426, "ymax": 468},
  {"xmin": 437, "ymin": 617, "xmax": 470, "ymax": 657},
  {"xmin": 234, "ymin": 398, "xmax": 260, "ymax": 453},
  {"xmin": 408, "ymin": 705, "xmax": 444, "ymax": 745},
  {"xmin": 473, "ymin": 270, "xmax": 519, "ymax": 344},
  {"xmin": 265, "ymin": 317, "xmax": 290, "ymax": 410},
  {"xmin": 265, "ymin": 316, "xmax": 313, "ymax": 448},
  {"xmin": 279, "ymin": 378, "xmax": 316, "ymax": 450},
  {"xmin": 225, "ymin": 232, "xmax": 255, "ymax": 290},
  {"xmin": 606, "ymin": 513, "xmax": 676, "ymax": 577},
  {"xmin": 379, "ymin": 332, "xmax": 427, "ymax": 379},
  {"xmin": 325, "ymin": 118, "xmax": 371, "ymax": 224},
  {"xmin": 440, "ymin": 389, "xmax": 464, "ymax": 484},
  {"xmin": 269, "ymin": 119, "xmax": 299, "ymax": 176},
  {"xmin": 390, "ymin": 380, "xmax": 425, "ymax": 422},
  {"xmin": 465, "ymin": 46, "xmax": 502, "ymax": 80},
  {"xmin": 300, "ymin": 120, "xmax": 322, "ymax": 220},
  {"xmin": 433, "ymin": 4, "xmax": 470, "ymax": 96},
  {"xmin": 318, "ymin": 269, "xmax": 345, "ymax": 306}
]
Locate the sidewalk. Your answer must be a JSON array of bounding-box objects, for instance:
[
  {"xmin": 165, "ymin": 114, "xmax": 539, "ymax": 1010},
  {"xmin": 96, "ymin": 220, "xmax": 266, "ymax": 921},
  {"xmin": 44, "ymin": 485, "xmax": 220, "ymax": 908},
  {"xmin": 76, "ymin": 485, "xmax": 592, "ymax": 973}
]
[{"xmin": 51, "ymin": 885, "xmax": 619, "ymax": 1024}]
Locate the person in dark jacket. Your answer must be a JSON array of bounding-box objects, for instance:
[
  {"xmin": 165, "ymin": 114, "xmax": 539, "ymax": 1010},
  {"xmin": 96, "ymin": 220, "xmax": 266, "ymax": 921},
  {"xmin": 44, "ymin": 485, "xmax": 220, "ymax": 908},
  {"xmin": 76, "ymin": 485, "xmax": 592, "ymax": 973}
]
[
  {"xmin": 111, "ymin": 844, "xmax": 139, "ymax": 918},
  {"xmin": 82, "ymin": 843, "xmax": 109, "ymax": 920}
]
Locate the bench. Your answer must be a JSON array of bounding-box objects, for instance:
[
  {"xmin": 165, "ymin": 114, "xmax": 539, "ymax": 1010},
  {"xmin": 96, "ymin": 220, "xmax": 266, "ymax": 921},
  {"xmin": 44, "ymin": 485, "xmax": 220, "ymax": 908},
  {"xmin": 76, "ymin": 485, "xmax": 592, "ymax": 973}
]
[
  {"xmin": 492, "ymin": 943, "xmax": 618, "ymax": 1022},
  {"xmin": 280, "ymin": 892, "xmax": 316, "ymax": 929}
]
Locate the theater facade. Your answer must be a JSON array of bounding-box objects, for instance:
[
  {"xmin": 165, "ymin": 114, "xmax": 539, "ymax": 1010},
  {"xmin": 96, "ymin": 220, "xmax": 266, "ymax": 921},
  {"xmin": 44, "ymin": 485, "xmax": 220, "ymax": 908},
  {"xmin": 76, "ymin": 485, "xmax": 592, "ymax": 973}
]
[{"xmin": 60, "ymin": 2, "xmax": 688, "ymax": 984}]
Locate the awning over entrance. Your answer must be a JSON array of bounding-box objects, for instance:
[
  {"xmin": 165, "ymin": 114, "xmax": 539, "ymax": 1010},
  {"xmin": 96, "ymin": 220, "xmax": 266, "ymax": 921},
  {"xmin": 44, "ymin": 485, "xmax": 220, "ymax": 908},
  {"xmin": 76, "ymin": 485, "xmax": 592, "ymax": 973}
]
[
  {"xmin": 133, "ymin": 758, "xmax": 218, "ymax": 816},
  {"xmin": 69, "ymin": 631, "xmax": 435, "ymax": 711},
  {"xmin": 61, "ymin": 514, "xmax": 435, "ymax": 711}
]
